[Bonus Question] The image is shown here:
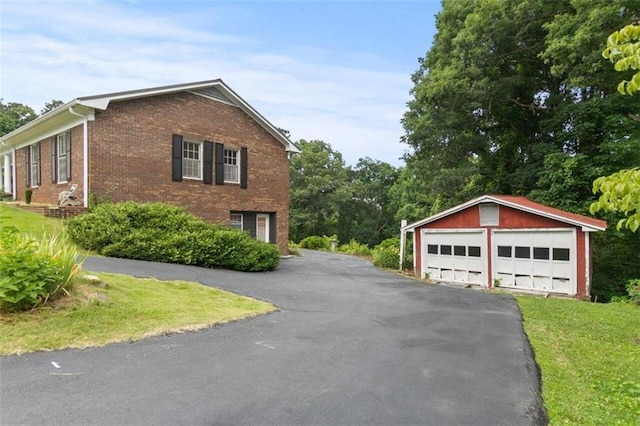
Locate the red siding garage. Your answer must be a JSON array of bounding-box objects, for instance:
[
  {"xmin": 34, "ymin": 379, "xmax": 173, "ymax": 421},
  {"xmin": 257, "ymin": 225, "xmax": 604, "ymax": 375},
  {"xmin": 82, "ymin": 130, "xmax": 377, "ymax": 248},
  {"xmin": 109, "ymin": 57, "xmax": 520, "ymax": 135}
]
[{"xmin": 401, "ymin": 195, "xmax": 607, "ymax": 298}]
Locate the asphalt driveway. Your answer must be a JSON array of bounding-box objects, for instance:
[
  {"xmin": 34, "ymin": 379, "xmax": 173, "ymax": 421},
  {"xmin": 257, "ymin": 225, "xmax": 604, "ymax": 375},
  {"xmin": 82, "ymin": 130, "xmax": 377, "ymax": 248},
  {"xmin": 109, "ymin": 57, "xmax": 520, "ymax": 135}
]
[{"xmin": 0, "ymin": 250, "xmax": 545, "ymax": 425}]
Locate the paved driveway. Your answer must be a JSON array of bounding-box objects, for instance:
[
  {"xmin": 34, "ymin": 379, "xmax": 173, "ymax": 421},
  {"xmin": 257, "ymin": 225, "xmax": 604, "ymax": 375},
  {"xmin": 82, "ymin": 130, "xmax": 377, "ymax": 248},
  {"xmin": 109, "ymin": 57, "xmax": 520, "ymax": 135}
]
[{"xmin": 1, "ymin": 250, "xmax": 545, "ymax": 425}]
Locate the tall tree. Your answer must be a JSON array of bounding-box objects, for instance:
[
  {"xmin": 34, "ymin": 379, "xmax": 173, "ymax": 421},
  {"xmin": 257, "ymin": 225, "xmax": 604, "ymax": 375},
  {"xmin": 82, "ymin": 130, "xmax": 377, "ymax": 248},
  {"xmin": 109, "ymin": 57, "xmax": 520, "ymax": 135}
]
[
  {"xmin": 289, "ymin": 140, "xmax": 351, "ymax": 242},
  {"xmin": 0, "ymin": 100, "xmax": 37, "ymax": 136},
  {"xmin": 40, "ymin": 100, "xmax": 64, "ymax": 115}
]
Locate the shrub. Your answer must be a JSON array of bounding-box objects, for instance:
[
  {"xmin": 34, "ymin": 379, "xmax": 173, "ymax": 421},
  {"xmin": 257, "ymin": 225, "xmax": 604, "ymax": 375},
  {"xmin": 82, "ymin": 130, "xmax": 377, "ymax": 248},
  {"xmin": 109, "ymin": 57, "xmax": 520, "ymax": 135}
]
[
  {"xmin": 372, "ymin": 245, "xmax": 400, "ymax": 269},
  {"xmin": 0, "ymin": 229, "xmax": 83, "ymax": 313},
  {"xmin": 288, "ymin": 241, "xmax": 301, "ymax": 256},
  {"xmin": 25, "ymin": 189, "xmax": 33, "ymax": 205},
  {"xmin": 299, "ymin": 235, "xmax": 332, "ymax": 250},
  {"xmin": 66, "ymin": 202, "xmax": 279, "ymax": 272},
  {"xmin": 627, "ymin": 279, "xmax": 640, "ymax": 306},
  {"xmin": 338, "ymin": 239, "xmax": 372, "ymax": 257}
]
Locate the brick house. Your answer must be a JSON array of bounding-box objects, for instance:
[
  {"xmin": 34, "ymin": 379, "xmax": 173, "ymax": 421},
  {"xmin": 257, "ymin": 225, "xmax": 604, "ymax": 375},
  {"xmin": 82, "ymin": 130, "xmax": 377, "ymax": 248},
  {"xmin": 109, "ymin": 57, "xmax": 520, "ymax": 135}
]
[{"xmin": 0, "ymin": 79, "xmax": 300, "ymax": 253}]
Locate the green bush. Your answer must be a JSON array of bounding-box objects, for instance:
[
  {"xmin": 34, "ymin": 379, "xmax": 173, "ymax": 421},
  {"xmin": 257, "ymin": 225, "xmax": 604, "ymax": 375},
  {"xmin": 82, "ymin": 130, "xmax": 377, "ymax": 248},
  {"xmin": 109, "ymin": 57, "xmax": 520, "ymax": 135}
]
[
  {"xmin": 0, "ymin": 229, "xmax": 83, "ymax": 313},
  {"xmin": 299, "ymin": 235, "xmax": 332, "ymax": 250},
  {"xmin": 66, "ymin": 202, "xmax": 279, "ymax": 272},
  {"xmin": 372, "ymin": 245, "xmax": 400, "ymax": 269},
  {"xmin": 288, "ymin": 241, "xmax": 301, "ymax": 256},
  {"xmin": 338, "ymin": 239, "xmax": 372, "ymax": 256},
  {"xmin": 626, "ymin": 279, "xmax": 640, "ymax": 306}
]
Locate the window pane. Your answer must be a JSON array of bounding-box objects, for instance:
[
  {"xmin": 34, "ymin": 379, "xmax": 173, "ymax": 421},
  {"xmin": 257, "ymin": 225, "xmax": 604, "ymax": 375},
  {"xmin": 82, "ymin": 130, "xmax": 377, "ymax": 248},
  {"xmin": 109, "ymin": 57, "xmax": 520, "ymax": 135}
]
[
  {"xmin": 230, "ymin": 213, "xmax": 243, "ymax": 230},
  {"xmin": 497, "ymin": 245, "xmax": 511, "ymax": 258},
  {"xmin": 454, "ymin": 245, "xmax": 466, "ymax": 256},
  {"xmin": 553, "ymin": 248, "xmax": 570, "ymax": 261},
  {"xmin": 427, "ymin": 244, "xmax": 438, "ymax": 254},
  {"xmin": 440, "ymin": 245, "xmax": 452, "ymax": 255},
  {"xmin": 224, "ymin": 149, "xmax": 239, "ymax": 182},
  {"xmin": 533, "ymin": 247, "xmax": 550, "ymax": 260},
  {"xmin": 515, "ymin": 246, "xmax": 530, "ymax": 259},
  {"xmin": 182, "ymin": 141, "xmax": 201, "ymax": 178},
  {"xmin": 468, "ymin": 246, "xmax": 481, "ymax": 257}
]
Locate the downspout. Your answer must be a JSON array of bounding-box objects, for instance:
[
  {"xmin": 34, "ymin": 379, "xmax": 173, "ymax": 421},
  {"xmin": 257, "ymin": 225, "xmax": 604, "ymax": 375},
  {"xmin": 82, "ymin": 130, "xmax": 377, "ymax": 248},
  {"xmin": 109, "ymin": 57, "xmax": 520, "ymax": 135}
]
[{"xmin": 68, "ymin": 107, "xmax": 89, "ymax": 207}]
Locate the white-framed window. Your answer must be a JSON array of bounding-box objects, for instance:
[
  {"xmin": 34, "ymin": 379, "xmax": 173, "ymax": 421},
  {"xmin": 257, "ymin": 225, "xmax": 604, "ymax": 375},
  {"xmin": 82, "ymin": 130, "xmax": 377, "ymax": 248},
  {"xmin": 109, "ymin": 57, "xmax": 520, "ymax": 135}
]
[
  {"xmin": 230, "ymin": 213, "xmax": 243, "ymax": 230},
  {"xmin": 223, "ymin": 148, "xmax": 239, "ymax": 183},
  {"xmin": 57, "ymin": 133, "xmax": 68, "ymax": 183},
  {"xmin": 182, "ymin": 141, "xmax": 202, "ymax": 179},
  {"xmin": 30, "ymin": 144, "xmax": 40, "ymax": 187}
]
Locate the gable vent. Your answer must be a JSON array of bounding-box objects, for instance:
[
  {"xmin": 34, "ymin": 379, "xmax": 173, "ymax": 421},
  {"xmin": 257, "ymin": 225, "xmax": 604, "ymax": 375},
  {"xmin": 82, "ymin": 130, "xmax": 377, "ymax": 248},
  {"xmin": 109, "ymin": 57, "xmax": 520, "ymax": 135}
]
[{"xmin": 189, "ymin": 87, "xmax": 234, "ymax": 105}]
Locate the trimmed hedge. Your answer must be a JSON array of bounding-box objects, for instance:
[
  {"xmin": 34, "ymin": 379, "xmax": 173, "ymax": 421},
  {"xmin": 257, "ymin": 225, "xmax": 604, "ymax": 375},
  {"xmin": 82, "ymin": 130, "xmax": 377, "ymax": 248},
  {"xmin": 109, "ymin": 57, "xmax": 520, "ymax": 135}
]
[{"xmin": 66, "ymin": 202, "xmax": 279, "ymax": 272}]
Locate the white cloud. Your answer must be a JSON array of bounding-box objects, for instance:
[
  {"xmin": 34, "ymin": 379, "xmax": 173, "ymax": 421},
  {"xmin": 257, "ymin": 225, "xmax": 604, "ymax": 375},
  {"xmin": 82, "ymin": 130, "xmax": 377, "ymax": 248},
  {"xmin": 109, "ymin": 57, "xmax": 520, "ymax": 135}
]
[{"xmin": 0, "ymin": 0, "xmax": 412, "ymax": 166}]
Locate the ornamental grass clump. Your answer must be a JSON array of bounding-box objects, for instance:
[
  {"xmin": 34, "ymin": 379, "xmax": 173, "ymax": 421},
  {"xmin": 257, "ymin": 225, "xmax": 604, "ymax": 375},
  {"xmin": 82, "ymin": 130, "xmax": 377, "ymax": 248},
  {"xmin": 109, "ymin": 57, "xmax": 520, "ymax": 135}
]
[{"xmin": 0, "ymin": 227, "xmax": 84, "ymax": 313}]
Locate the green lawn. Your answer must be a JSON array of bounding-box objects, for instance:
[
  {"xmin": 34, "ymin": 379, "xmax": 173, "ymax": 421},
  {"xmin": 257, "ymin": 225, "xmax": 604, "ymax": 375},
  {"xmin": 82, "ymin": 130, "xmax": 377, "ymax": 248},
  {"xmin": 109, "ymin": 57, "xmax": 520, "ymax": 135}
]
[
  {"xmin": 517, "ymin": 296, "xmax": 640, "ymax": 425},
  {"xmin": 0, "ymin": 203, "xmax": 65, "ymax": 237},
  {"xmin": 0, "ymin": 272, "xmax": 276, "ymax": 355}
]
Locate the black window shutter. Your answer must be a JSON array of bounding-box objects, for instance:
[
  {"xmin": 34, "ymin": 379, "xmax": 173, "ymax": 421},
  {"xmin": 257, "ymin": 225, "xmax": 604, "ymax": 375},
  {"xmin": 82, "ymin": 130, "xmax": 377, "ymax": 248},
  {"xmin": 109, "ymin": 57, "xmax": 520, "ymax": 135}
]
[
  {"xmin": 51, "ymin": 137, "xmax": 57, "ymax": 183},
  {"xmin": 172, "ymin": 134, "xmax": 183, "ymax": 182},
  {"xmin": 215, "ymin": 142, "xmax": 224, "ymax": 185},
  {"xmin": 25, "ymin": 147, "xmax": 31, "ymax": 187},
  {"xmin": 203, "ymin": 141, "xmax": 213, "ymax": 185},
  {"xmin": 66, "ymin": 131, "xmax": 72, "ymax": 181},
  {"xmin": 240, "ymin": 147, "xmax": 248, "ymax": 189},
  {"xmin": 37, "ymin": 142, "xmax": 41, "ymax": 186}
]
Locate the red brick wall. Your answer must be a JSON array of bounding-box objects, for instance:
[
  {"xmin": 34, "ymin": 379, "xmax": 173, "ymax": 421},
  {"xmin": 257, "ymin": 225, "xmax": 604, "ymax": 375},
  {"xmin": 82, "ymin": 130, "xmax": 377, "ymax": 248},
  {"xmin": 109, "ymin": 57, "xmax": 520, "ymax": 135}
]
[
  {"xmin": 87, "ymin": 92, "xmax": 291, "ymax": 253},
  {"xmin": 15, "ymin": 125, "xmax": 84, "ymax": 205}
]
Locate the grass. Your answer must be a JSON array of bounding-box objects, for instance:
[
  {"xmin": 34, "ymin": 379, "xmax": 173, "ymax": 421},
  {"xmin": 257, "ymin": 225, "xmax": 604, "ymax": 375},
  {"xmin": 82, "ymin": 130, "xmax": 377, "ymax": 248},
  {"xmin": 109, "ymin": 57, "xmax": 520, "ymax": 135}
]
[
  {"xmin": 0, "ymin": 203, "xmax": 65, "ymax": 238},
  {"xmin": 517, "ymin": 296, "xmax": 640, "ymax": 425},
  {"xmin": 0, "ymin": 272, "xmax": 276, "ymax": 355}
]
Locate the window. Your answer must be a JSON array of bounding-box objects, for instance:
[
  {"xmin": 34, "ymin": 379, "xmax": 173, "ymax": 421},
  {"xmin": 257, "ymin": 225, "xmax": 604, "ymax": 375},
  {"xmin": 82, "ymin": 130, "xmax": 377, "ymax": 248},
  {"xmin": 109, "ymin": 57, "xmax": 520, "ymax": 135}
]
[
  {"xmin": 30, "ymin": 144, "xmax": 40, "ymax": 187},
  {"xmin": 440, "ymin": 245, "xmax": 452, "ymax": 255},
  {"xmin": 468, "ymin": 246, "xmax": 481, "ymax": 257},
  {"xmin": 497, "ymin": 245, "xmax": 512, "ymax": 258},
  {"xmin": 230, "ymin": 213, "xmax": 243, "ymax": 230},
  {"xmin": 182, "ymin": 141, "xmax": 202, "ymax": 179},
  {"xmin": 479, "ymin": 203, "xmax": 499, "ymax": 226},
  {"xmin": 427, "ymin": 244, "xmax": 438, "ymax": 254},
  {"xmin": 52, "ymin": 131, "xmax": 71, "ymax": 183},
  {"xmin": 533, "ymin": 247, "xmax": 550, "ymax": 260},
  {"xmin": 553, "ymin": 248, "xmax": 570, "ymax": 261},
  {"xmin": 224, "ymin": 148, "xmax": 239, "ymax": 183},
  {"xmin": 515, "ymin": 246, "xmax": 530, "ymax": 259},
  {"xmin": 57, "ymin": 133, "xmax": 68, "ymax": 183},
  {"xmin": 454, "ymin": 245, "xmax": 466, "ymax": 256}
]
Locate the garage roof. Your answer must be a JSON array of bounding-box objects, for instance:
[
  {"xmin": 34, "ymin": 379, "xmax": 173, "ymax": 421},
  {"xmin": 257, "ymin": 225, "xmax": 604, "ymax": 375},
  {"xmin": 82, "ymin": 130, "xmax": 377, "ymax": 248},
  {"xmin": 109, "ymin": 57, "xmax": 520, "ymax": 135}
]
[{"xmin": 402, "ymin": 195, "xmax": 607, "ymax": 232}]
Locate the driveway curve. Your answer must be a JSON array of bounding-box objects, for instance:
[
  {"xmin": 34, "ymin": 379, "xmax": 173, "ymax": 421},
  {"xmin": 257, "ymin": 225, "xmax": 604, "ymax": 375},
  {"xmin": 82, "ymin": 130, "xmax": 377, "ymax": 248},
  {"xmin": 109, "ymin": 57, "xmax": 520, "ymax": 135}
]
[{"xmin": 1, "ymin": 250, "xmax": 546, "ymax": 425}]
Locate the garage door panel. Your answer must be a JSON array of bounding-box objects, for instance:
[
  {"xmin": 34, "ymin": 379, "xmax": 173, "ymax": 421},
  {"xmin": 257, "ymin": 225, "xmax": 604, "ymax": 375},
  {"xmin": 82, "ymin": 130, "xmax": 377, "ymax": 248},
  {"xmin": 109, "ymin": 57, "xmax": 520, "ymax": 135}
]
[
  {"xmin": 422, "ymin": 231, "xmax": 486, "ymax": 285},
  {"xmin": 492, "ymin": 230, "xmax": 575, "ymax": 294}
]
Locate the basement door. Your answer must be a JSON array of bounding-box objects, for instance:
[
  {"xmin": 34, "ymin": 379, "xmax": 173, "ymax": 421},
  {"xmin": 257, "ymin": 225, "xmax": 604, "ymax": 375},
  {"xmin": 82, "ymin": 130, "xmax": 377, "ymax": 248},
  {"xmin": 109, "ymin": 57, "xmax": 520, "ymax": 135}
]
[
  {"xmin": 421, "ymin": 230, "xmax": 486, "ymax": 285},
  {"xmin": 492, "ymin": 229, "xmax": 575, "ymax": 294},
  {"xmin": 256, "ymin": 214, "xmax": 270, "ymax": 243}
]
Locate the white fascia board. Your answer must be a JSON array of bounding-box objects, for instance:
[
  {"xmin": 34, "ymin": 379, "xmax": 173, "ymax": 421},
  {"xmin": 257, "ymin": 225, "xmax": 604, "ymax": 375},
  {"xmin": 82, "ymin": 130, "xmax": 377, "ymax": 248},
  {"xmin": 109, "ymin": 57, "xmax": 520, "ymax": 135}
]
[
  {"xmin": 401, "ymin": 195, "xmax": 492, "ymax": 231},
  {"xmin": 214, "ymin": 83, "xmax": 301, "ymax": 154},
  {"xmin": 9, "ymin": 117, "xmax": 86, "ymax": 152}
]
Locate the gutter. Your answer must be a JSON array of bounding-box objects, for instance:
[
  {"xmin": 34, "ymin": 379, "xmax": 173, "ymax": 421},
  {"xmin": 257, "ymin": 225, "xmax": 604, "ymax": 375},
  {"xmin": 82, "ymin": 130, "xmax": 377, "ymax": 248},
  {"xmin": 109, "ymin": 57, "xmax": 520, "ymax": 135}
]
[{"xmin": 67, "ymin": 107, "xmax": 90, "ymax": 208}]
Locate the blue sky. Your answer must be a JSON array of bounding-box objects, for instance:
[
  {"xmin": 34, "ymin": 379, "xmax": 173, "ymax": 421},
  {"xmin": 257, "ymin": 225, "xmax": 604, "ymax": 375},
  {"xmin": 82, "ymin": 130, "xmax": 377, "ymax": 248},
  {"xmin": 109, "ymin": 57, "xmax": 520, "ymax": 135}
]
[{"xmin": 1, "ymin": 0, "xmax": 441, "ymax": 166}]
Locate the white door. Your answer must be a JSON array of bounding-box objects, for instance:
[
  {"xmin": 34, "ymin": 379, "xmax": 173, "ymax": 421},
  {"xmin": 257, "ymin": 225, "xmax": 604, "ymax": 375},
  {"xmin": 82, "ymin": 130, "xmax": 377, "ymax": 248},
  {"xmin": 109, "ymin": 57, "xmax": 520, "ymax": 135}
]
[
  {"xmin": 492, "ymin": 230, "xmax": 575, "ymax": 294},
  {"xmin": 422, "ymin": 230, "xmax": 486, "ymax": 285},
  {"xmin": 256, "ymin": 214, "xmax": 269, "ymax": 242}
]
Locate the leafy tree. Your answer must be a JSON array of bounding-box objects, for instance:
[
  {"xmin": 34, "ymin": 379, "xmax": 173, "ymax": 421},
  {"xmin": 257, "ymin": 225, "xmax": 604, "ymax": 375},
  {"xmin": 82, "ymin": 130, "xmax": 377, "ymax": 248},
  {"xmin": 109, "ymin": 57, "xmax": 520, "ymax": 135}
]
[
  {"xmin": 289, "ymin": 140, "xmax": 351, "ymax": 242},
  {"xmin": 40, "ymin": 100, "xmax": 64, "ymax": 115},
  {"xmin": 602, "ymin": 23, "xmax": 640, "ymax": 96},
  {"xmin": 0, "ymin": 100, "xmax": 37, "ymax": 136}
]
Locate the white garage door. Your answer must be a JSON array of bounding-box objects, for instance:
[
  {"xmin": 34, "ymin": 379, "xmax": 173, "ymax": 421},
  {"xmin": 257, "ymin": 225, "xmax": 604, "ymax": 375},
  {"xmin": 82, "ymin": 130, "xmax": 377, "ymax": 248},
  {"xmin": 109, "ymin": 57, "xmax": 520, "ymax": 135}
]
[
  {"xmin": 492, "ymin": 230, "xmax": 575, "ymax": 294},
  {"xmin": 422, "ymin": 230, "xmax": 486, "ymax": 285}
]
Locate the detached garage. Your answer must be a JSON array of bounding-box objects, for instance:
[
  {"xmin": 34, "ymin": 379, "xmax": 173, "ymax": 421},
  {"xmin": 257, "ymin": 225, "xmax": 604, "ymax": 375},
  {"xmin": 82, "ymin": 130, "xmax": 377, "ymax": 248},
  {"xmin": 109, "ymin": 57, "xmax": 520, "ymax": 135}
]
[{"xmin": 400, "ymin": 195, "xmax": 607, "ymax": 298}]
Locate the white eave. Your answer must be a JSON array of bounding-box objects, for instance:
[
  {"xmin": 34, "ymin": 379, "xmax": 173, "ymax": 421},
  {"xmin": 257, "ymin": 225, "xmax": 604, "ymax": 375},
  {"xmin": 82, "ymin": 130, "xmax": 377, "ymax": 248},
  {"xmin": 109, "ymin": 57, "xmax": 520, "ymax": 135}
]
[{"xmin": 1, "ymin": 79, "xmax": 300, "ymax": 154}]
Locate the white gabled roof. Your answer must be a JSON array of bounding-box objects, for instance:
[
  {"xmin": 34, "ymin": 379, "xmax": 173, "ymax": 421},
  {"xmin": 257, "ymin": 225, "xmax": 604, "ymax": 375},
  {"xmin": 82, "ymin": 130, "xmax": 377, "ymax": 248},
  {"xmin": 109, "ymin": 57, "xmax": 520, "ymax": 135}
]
[
  {"xmin": 402, "ymin": 195, "xmax": 607, "ymax": 232},
  {"xmin": 0, "ymin": 79, "xmax": 300, "ymax": 154}
]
